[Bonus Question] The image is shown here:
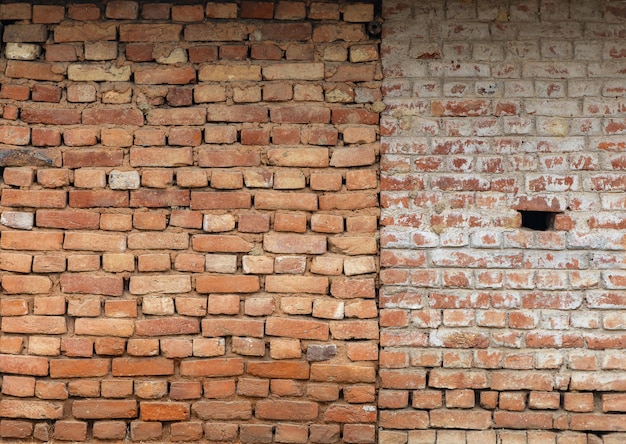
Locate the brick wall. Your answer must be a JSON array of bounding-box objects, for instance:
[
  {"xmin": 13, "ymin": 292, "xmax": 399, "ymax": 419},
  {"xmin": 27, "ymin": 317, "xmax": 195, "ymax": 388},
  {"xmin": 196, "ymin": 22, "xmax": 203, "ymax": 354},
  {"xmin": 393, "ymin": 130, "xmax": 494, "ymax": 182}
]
[
  {"xmin": 380, "ymin": 0, "xmax": 626, "ymax": 443},
  {"xmin": 0, "ymin": 1, "xmax": 380, "ymax": 442}
]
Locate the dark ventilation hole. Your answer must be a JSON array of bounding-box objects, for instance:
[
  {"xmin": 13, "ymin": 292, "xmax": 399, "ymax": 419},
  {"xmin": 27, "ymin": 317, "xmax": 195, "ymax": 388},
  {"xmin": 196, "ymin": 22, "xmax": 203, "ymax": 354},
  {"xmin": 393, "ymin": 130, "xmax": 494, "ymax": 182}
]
[{"xmin": 519, "ymin": 211, "xmax": 557, "ymax": 231}]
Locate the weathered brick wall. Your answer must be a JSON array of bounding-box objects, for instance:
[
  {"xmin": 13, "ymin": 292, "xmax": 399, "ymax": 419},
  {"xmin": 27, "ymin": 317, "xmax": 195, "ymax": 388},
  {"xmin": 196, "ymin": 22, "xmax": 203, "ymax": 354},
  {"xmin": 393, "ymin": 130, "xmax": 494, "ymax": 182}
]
[
  {"xmin": 0, "ymin": 1, "xmax": 380, "ymax": 442},
  {"xmin": 380, "ymin": 0, "xmax": 626, "ymax": 443}
]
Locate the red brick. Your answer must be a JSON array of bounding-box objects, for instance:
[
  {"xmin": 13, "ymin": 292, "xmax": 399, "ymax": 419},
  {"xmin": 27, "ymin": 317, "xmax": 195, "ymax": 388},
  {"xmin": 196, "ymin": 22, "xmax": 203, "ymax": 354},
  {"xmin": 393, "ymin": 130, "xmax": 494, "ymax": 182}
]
[
  {"xmin": 256, "ymin": 400, "xmax": 318, "ymax": 420},
  {"xmin": 93, "ymin": 421, "xmax": 127, "ymax": 440},
  {"xmin": 135, "ymin": 318, "xmax": 199, "ymax": 336},
  {"xmin": 5, "ymin": 61, "xmax": 64, "ymax": 82},
  {"xmin": 112, "ymin": 358, "xmax": 174, "ymax": 376},
  {"xmin": 64, "ymin": 149, "xmax": 124, "ymax": 168},
  {"xmin": 32, "ymin": 84, "xmax": 62, "ymax": 103},
  {"xmin": 60, "ymin": 274, "xmax": 123, "ymax": 296},
  {"xmin": 202, "ymin": 319, "xmax": 264, "ymax": 338},
  {"xmin": 205, "ymin": 2, "xmax": 238, "ymax": 18},
  {"xmin": 106, "ymin": 1, "xmax": 138, "ymax": 19},
  {"xmin": 119, "ymin": 24, "xmax": 182, "ymax": 42},
  {"xmin": 196, "ymin": 275, "xmax": 260, "ymax": 293},
  {"xmin": 0, "ymin": 354, "xmax": 48, "ymax": 376},
  {"xmin": 180, "ymin": 358, "xmax": 244, "ymax": 377},
  {"xmin": 75, "ymin": 319, "xmax": 133, "ymax": 338},
  {"xmin": 0, "ymin": 419, "xmax": 33, "ymax": 438},
  {"xmin": 141, "ymin": 3, "xmax": 170, "ymax": 19},
  {"xmin": 188, "ymin": 46, "xmax": 219, "ymax": 63},
  {"xmin": 2, "ymin": 275, "xmax": 51, "ymax": 294},
  {"xmin": 220, "ymin": 44, "xmax": 249, "ymax": 60},
  {"xmin": 0, "ymin": 399, "xmax": 63, "ymax": 420},
  {"xmin": 207, "ymin": 104, "xmax": 268, "ymax": 122},
  {"xmin": 198, "ymin": 149, "xmax": 260, "ymax": 167},
  {"xmin": 2, "ymin": 190, "xmax": 66, "ymax": 208},
  {"xmin": 135, "ymin": 66, "xmax": 196, "ymax": 85},
  {"xmin": 72, "ymin": 400, "xmax": 137, "ymax": 419},
  {"xmin": 323, "ymin": 404, "xmax": 376, "ymax": 423},
  {"xmin": 248, "ymin": 361, "xmax": 310, "ymax": 379},
  {"xmin": 48, "ymin": 358, "xmax": 109, "ymax": 378},
  {"xmin": 125, "ymin": 43, "xmax": 153, "ymax": 61},
  {"xmin": 140, "ymin": 402, "xmax": 189, "ymax": 421},
  {"xmin": 147, "ymin": 108, "xmax": 206, "ymax": 125},
  {"xmin": 190, "ymin": 191, "xmax": 252, "ymax": 210},
  {"xmin": 192, "ymin": 401, "xmax": 252, "ymax": 421},
  {"xmin": 130, "ymin": 421, "xmax": 162, "ymax": 441},
  {"xmin": 45, "ymin": 44, "xmax": 78, "ymax": 62},
  {"xmin": 82, "ymin": 108, "xmax": 144, "ymax": 126},
  {"xmin": 69, "ymin": 190, "xmax": 128, "ymax": 208},
  {"xmin": 265, "ymin": 317, "xmax": 328, "ymax": 340},
  {"xmin": 252, "ymin": 43, "xmax": 284, "ymax": 60},
  {"xmin": 0, "ymin": 125, "xmax": 30, "ymax": 145},
  {"xmin": 63, "ymin": 232, "xmax": 125, "ymax": 252},
  {"xmin": 1, "ymin": 231, "xmax": 63, "ymax": 251},
  {"xmin": 0, "ymin": 84, "xmax": 30, "ymax": 100}
]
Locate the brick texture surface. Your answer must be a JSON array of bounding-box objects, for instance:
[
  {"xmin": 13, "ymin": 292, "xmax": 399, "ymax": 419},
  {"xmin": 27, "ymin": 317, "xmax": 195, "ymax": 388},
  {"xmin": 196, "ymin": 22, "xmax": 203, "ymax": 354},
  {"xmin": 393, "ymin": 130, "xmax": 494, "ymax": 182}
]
[
  {"xmin": 380, "ymin": 0, "xmax": 626, "ymax": 442},
  {"xmin": 3, "ymin": 0, "xmax": 626, "ymax": 443},
  {"xmin": 0, "ymin": 1, "xmax": 379, "ymax": 442}
]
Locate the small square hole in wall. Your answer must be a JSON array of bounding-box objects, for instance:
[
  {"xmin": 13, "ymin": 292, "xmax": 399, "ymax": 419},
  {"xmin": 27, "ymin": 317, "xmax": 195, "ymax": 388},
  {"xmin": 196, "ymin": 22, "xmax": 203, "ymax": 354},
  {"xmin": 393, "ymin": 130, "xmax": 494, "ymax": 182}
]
[{"xmin": 519, "ymin": 211, "xmax": 557, "ymax": 231}]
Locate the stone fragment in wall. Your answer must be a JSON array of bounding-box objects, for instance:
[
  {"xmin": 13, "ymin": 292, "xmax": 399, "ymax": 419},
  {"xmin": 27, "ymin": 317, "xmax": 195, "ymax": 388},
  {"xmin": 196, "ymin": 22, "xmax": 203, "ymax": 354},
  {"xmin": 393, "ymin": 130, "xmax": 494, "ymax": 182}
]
[
  {"xmin": 109, "ymin": 170, "xmax": 140, "ymax": 190},
  {"xmin": 5, "ymin": 42, "xmax": 41, "ymax": 60},
  {"xmin": 1, "ymin": 211, "xmax": 34, "ymax": 230},
  {"xmin": 307, "ymin": 344, "xmax": 338, "ymax": 362}
]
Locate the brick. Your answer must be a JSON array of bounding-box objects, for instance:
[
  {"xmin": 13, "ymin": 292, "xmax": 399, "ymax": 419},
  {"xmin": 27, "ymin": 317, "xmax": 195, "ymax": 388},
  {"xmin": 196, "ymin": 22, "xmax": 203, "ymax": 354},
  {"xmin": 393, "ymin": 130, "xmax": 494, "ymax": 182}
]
[
  {"xmin": 0, "ymin": 354, "xmax": 48, "ymax": 376},
  {"xmin": 196, "ymin": 275, "xmax": 260, "ymax": 293},
  {"xmin": 82, "ymin": 108, "xmax": 143, "ymax": 126},
  {"xmin": 74, "ymin": 318, "xmax": 133, "ymax": 337},
  {"xmin": 48, "ymin": 358, "xmax": 109, "ymax": 378},
  {"xmin": 267, "ymin": 148, "xmax": 329, "ymax": 167},
  {"xmin": 264, "ymin": 63, "xmax": 324, "ymax": 80},
  {"xmin": 72, "ymin": 400, "xmax": 137, "ymax": 419},
  {"xmin": 0, "ymin": 400, "xmax": 63, "ymax": 420},
  {"xmin": 2, "ymin": 275, "xmax": 51, "ymax": 294},
  {"xmin": 45, "ymin": 44, "xmax": 78, "ymax": 62},
  {"xmin": 67, "ymin": 64, "xmax": 131, "ymax": 82},
  {"xmin": 60, "ymin": 274, "xmax": 123, "ymax": 296},
  {"xmin": 207, "ymin": 104, "xmax": 268, "ymax": 122},
  {"xmin": 2, "ymin": 189, "xmax": 66, "ymax": 209},
  {"xmin": 0, "ymin": 419, "xmax": 34, "ymax": 438},
  {"xmin": 267, "ymin": 273, "xmax": 329, "ymax": 292},
  {"xmin": 64, "ymin": 149, "xmax": 124, "ymax": 168},
  {"xmin": 256, "ymin": 400, "xmax": 318, "ymax": 421},
  {"xmin": 1, "ymin": 231, "xmax": 64, "ymax": 251},
  {"xmin": 31, "ymin": 84, "xmax": 61, "ymax": 103},
  {"xmin": 254, "ymin": 22, "xmax": 311, "ymax": 40},
  {"xmin": 265, "ymin": 317, "xmax": 329, "ymax": 340},
  {"xmin": 134, "ymin": 318, "xmax": 199, "ymax": 336},
  {"xmin": 0, "ymin": 84, "xmax": 30, "ymax": 100},
  {"xmin": 127, "ymin": 232, "xmax": 188, "ymax": 249},
  {"xmin": 135, "ymin": 66, "xmax": 196, "ymax": 85},
  {"xmin": 5, "ymin": 61, "xmax": 64, "ymax": 81},
  {"xmin": 202, "ymin": 318, "xmax": 264, "ymax": 338},
  {"xmin": 147, "ymin": 108, "xmax": 205, "ymax": 125},
  {"xmin": 185, "ymin": 22, "xmax": 248, "ymax": 41},
  {"xmin": 198, "ymin": 149, "xmax": 260, "ymax": 167},
  {"xmin": 105, "ymin": 1, "xmax": 138, "ymax": 18},
  {"xmin": 119, "ymin": 23, "xmax": 181, "ymax": 41},
  {"xmin": 111, "ymin": 357, "xmax": 174, "ymax": 377},
  {"xmin": 140, "ymin": 402, "xmax": 189, "ymax": 421},
  {"xmin": 129, "ymin": 275, "xmax": 191, "ymax": 295},
  {"xmin": 255, "ymin": 191, "xmax": 317, "ymax": 211},
  {"xmin": 93, "ymin": 421, "xmax": 127, "ymax": 440}
]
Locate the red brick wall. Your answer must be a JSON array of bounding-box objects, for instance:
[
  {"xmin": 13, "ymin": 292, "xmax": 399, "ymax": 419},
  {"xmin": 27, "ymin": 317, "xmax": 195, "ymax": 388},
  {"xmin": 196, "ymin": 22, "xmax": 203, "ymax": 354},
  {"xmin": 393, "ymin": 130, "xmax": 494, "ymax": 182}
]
[
  {"xmin": 0, "ymin": 1, "xmax": 380, "ymax": 442},
  {"xmin": 380, "ymin": 0, "xmax": 626, "ymax": 443}
]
